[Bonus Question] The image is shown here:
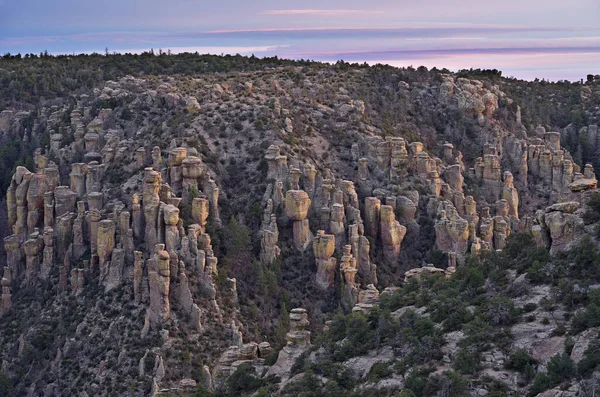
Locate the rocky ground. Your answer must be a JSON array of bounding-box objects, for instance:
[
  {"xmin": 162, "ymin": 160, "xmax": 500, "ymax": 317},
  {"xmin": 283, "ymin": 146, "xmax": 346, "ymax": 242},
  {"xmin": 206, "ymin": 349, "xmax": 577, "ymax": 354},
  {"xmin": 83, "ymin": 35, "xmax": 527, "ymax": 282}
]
[{"xmin": 0, "ymin": 55, "xmax": 599, "ymax": 396}]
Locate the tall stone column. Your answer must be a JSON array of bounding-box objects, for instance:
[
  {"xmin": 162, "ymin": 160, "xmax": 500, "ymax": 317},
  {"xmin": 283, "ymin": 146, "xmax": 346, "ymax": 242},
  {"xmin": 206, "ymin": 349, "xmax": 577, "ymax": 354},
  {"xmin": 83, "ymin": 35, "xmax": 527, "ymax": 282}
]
[
  {"xmin": 72, "ymin": 202, "xmax": 87, "ymax": 261},
  {"xmin": 7, "ymin": 181, "xmax": 17, "ymax": 230},
  {"xmin": 3, "ymin": 236, "xmax": 23, "ymax": 281},
  {"xmin": 380, "ymin": 205, "xmax": 406, "ymax": 265},
  {"xmin": 15, "ymin": 172, "xmax": 32, "ymax": 241},
  {"xmin": 164, "ymin": 204, "xmax": 180, "ymax": 258},
  {"xmin": 40, "ymin": 227, "xmax": 54, "ymax": 280},
  {"xmin": 330, "ymin": 203, "xmax": 345, "ymax": 251},
  {"xmin": 313, "ymin": 231, "xmax": 336, "ymax": 289},
  {"xmin": 285, "ymin": 190, "xmax": 312, "ymax": 251},
  {"xmin": 1, "ymin": 268, "xmax": 12, "ymax": 315},
  {"xmin": 205, "ymin": 179, "xmax": 222, "ymax": 227},
  {"xmin": 26, "ymin": 173, "xmax": 48, "ymax": 235},
  {"xmin": 148, "ymin": 244, "xmax": 171, "ymax": 327},
  {"xmin": 364, "ymin": 197, "xmax": 381, "ymax": 238},
  {"xmin": 143, "ymin": 168, "xmax": 161, "ymax": 251},
  {"xmin": 192, "ymin": 198, "xmax": 209, "ymax": 232},
  {"xmin": 119, "ymin": 211, "xmax": 131, "ymax": 257},
  {"xmin": 43, "ymin": 192, "xmax": 54, "ymax": 228},
  {"xmin": 340, "ymin": 245, "xmax": 358, "ymax": 305},
  {"xmin": 23, "ymin": 236, "xmax": 42, "ymax": 285},
  {"xmin": 89, "ymin": 209, "xmax": 102, "ymax": 255},
  {"xmin": 289, "ymin": 168, "xmax": 301, "ymax": 190},
  {"xmin": 87, "ymin": 192, "xmax": 103, "ymax": 211},
  {"xmin": 358, "ymin": 158, "xmax": 369, "ymax": 181},
  {"xmin": 133, "ymin": 251, "xmax": 144, "ymax": 303},
  {"xmin": 358, "ymin": 235, "xmax": 375, "ymax": 284},
  {"xmin": 69, "ymin": 163, "xmax": 87, "ymax": 199},
  {"xmin": 303, "ymin": 164, "xmax": 317, "ymax": 197},
  {"xmin": 132, "ymin": 194, "xmax": 143, "ymax": 239}
]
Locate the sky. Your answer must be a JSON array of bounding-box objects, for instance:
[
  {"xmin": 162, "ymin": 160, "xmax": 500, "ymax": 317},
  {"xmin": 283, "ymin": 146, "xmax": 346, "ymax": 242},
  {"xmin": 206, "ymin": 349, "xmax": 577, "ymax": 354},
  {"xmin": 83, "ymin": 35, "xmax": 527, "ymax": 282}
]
[{"xmin": 1, "ymin": 0, "xmax": 599, "ymax": 81}]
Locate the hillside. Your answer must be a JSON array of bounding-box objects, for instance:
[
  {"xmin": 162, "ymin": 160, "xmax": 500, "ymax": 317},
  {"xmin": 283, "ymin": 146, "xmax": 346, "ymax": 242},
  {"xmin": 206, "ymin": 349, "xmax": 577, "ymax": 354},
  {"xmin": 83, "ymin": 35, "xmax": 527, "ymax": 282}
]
[{"xmin": 1, "ymin": 53, "xmax": 600, "ymax": 397}]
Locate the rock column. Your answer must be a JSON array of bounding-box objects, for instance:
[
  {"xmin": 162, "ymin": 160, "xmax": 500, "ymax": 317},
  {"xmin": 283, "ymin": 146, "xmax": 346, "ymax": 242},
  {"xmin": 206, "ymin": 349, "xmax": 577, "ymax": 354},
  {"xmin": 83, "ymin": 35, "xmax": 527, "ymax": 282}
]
[
  {"xmin": 285, "ymin": 190, "xmax": 312, "ymax": 251},
  {"xmin": 380, "ymin": 205, "xmax": 406, "ymax": 264},
  {"xmin": 313, "ymin": 231, "xmax": 336, "ymax": 289}
]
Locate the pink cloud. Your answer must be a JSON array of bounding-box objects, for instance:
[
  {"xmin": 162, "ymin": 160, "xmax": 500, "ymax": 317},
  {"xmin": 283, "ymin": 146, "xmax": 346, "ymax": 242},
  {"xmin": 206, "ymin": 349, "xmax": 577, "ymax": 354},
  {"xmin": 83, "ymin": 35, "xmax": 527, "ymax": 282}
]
[{"xmin": 260, "ymin": 9, "xmax": 384, "ymax": 16}]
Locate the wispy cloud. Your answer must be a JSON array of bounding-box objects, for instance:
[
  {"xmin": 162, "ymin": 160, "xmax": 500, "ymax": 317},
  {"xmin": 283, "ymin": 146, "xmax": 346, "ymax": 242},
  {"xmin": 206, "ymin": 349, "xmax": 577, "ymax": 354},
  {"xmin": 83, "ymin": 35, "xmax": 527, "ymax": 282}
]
[
  {"xmin": 260, "ymin": 9, "xmax": 384, "ymax": 16},
  {"xmin": 53, "ymin": 45, "xmax": 288, "ymax": 56},
  {"xmin": 292, "ymin": 46, "xmax": 600, "ymax": 61}
]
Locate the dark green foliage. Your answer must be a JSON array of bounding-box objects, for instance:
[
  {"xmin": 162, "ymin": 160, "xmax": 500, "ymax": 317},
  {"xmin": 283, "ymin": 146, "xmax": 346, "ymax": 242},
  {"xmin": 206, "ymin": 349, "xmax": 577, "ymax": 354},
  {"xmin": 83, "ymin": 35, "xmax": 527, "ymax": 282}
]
[
  {"xmin": 103, "ymin": 164, "xmax": 128, "ymax": 185},
  {"xmin": 529, "ymin": 352, "xmax": 576, "ymax": 395},
  {"xmin": 528, "ymin": 372, "xmax": 552, "ymax": 397},
  {"xmin": 506, "ymin": 348, "xmax": 537, "ymax": 373},
  {"xmin": 571, "ymin": 289, "xmax": 600, "ymax": 333},
  {"xmin": 224, "ymin": 216, "xmax": 252, "ymax": 256},
  {"xmin": 547, "ymin": 352, "xmax": 576, "ymax": 382},
  {"xmin": 0, "ymin": 53, "xmax": 324, "ymax": 109},
  {"xmin": 367, "ymin": 361, "xmax": 393, "ymax": 381},
  {"xmin": 0, "ymin": 371, "xmax": 12, "ymax": 397},
  {"xmin": 453, "ymin": 348, "xmax": 480, "ymax": 374},
  {"xmin": 577, "ymin": 336, "xmax": 600, "ymax": 376},
  {"xmin": 404, "ymin": 369, "xmax": 468, "ymax": 397},
  {"xmin": 0, "ymin": 140, "xmax": 35, "ymax": 193},
  {"xmin": 222, "ymin": 362, "xmax": 264, "ymax": 396},
  {"xmin": 506, "ymin": 348, "xmax": 536, "ymax": 383}
]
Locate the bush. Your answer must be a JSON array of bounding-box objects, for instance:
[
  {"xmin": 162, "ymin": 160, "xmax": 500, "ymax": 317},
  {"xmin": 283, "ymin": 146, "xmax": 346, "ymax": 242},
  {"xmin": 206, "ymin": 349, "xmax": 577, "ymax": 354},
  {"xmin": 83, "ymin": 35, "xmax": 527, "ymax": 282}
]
[
  {"xmin": 578, "ymin": 338, "xmax": 600, "ymax": 376},
  {"xmin": 571, "ymin": 289, "xmax": 600, "ymax": 333},
  {"xmin": 546, "ymin": 352, "xmax": 576, "ymax": 385},
  {"xmin": 224, "ymin": 363, "xmax": 263, "ymax": 395},
  {"xmin": 506, "ymin": 348, "xmax": 536, "ymax": 373},
  {"xmin": 528, "ymin": 372, "xmax": 552, "ymax": 396},
  {"xmin": 453, "ymin": 348, "xmax": 480, "ymax": 375},
  {"xmin": 368, "ymin": 361, "xmax": 393, "ymax": 381},
  {"xmin": 583, "ymin": 192, "xmax": 600, "ymax": 224}
]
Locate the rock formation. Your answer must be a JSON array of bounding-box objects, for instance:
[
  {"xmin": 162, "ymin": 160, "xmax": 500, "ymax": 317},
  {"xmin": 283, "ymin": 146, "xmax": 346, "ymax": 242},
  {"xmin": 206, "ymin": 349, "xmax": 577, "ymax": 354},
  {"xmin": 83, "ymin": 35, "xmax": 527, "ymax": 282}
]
[
  {"xmin": 285, "ymin": 190, "xmax": 312, "ymax": 251},
  {"xmin": 313, "ymin": 231, "xmax": 337, "ymax": 289},
  {"xmin": 380, "ymin": 205, "xmax": 406, "ymax": 264}
]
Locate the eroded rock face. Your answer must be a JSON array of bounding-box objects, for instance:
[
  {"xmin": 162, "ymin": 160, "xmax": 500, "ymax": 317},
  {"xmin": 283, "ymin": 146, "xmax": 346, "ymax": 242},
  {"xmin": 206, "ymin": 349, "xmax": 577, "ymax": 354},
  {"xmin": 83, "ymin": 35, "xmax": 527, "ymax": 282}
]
[
  {"xmin": 313, "ymin": 231, "xmax": 336, "ymax": 289},
  {"xmin": 97, "ymin": 220, "xmax": 116, "ymax": 282},
  {"xmin": 285, "ymin": 190, "xmax": 312, "ymax": 250},
  {"xmin": 364, "ymin": 197, "xmax": 381, "ymax": 238},
  {"xmin": 380, "ymin": 205, "xmax": 406, "ymax": 264},
  {"xmin": 147, "ymin": 244, "xmax": 171, "ymax": 327},
  {"xmin": 543, "ymin": 207, "xmax": 584, "ymax": 254},
  {"xmin": 54, "ymin": 186, "xmax": 77, "ymax": 218},
  {"xmin": 266, "ymin": 308, "xmax": 312, "ymax": 382},
  {"xmin": 284, "ymin": 190, "xmax": 311, "ymax": 220}
]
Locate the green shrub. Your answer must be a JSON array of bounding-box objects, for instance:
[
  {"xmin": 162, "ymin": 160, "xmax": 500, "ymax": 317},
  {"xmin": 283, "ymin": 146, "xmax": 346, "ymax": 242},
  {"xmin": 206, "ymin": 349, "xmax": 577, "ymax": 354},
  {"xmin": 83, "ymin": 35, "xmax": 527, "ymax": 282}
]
[
  {"xmin": 224, "ymin": 362, "xmax": 263, "ymax": 395},
  {"xmin": 367, "ymin": 361, "xmax": 393, "ymax": 382},
  {"xmin": 528, "ymin": 372, "xmax": 552, "ymax": 396},
  {"xmin": 506, "ymin": 348, "xmax": 536, "ymax": 371},
  {"xmin": 453, "ymin": 348, "xmax": 480, "ymax": 375},
  {"xmin": 583, "ymin": 192, "xmax": 600, "ymax": 224},
  {"xmin": 577, "ymin": 338, "xmax": 600, "ymax": 376},
  {"xmin": 546, "ymin": 352, "xmax": 575, "ymax": 384}
]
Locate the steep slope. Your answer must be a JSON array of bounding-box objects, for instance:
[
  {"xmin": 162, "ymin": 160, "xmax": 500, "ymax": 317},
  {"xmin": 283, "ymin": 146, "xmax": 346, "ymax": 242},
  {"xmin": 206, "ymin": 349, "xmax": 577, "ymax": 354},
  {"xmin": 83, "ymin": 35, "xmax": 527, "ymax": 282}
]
[{"xmin": 0, "ymin": 55, "xmax": 600, "ymax": 396}]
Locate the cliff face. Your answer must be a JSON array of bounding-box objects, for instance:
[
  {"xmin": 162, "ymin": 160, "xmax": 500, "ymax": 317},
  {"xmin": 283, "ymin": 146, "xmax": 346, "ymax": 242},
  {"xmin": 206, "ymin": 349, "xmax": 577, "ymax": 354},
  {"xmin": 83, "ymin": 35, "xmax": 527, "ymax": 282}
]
[{"xmin": 0, "ymin": 56, "xmax": 600, "ymax": 396}]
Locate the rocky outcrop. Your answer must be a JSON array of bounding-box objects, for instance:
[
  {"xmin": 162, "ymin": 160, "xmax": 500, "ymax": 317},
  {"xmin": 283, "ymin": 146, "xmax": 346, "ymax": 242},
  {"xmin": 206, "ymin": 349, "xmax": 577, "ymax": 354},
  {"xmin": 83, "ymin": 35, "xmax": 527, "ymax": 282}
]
[
  {"xmin": 147, "ymin": 244, "xmax": 171, "ymax": 328},
  {"xmin": 543, "ymin": 202, "xmax": 584, "ymax": 254},
  {"xmin": 1, "ymin": 268, "xmax": 12, "ymax": 315},
  {"xmin": 340, "ymin": 245, "xmax": 358, "ymax": 306},
  {"xmin": 313, "ymin": 231, "xmax": 336, "ymax": 289},
  {"xmin": 97, "ymin": 219, "xmax": 116, "ymax": 285},
  {"xmin": 285, "ymin": 190, "xmax": 312, "ymax": 251},
  {"xmin": 259, "ymin": 200, "xmax": 280, "ymax": 264},
  {"xmin": 380, "ymin": 205, "xmax": 406, "ymax": 265},
  {"xmin": 265, "ymin": 145, "xmax": 288, "ymax": 182},
  {"xmin": 435, "ymin": 202, "xmax": 470, "ymax": 261},
  {"xmin": 266, "ymin": 308, "xmax": 311, "ymax": 382}
]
